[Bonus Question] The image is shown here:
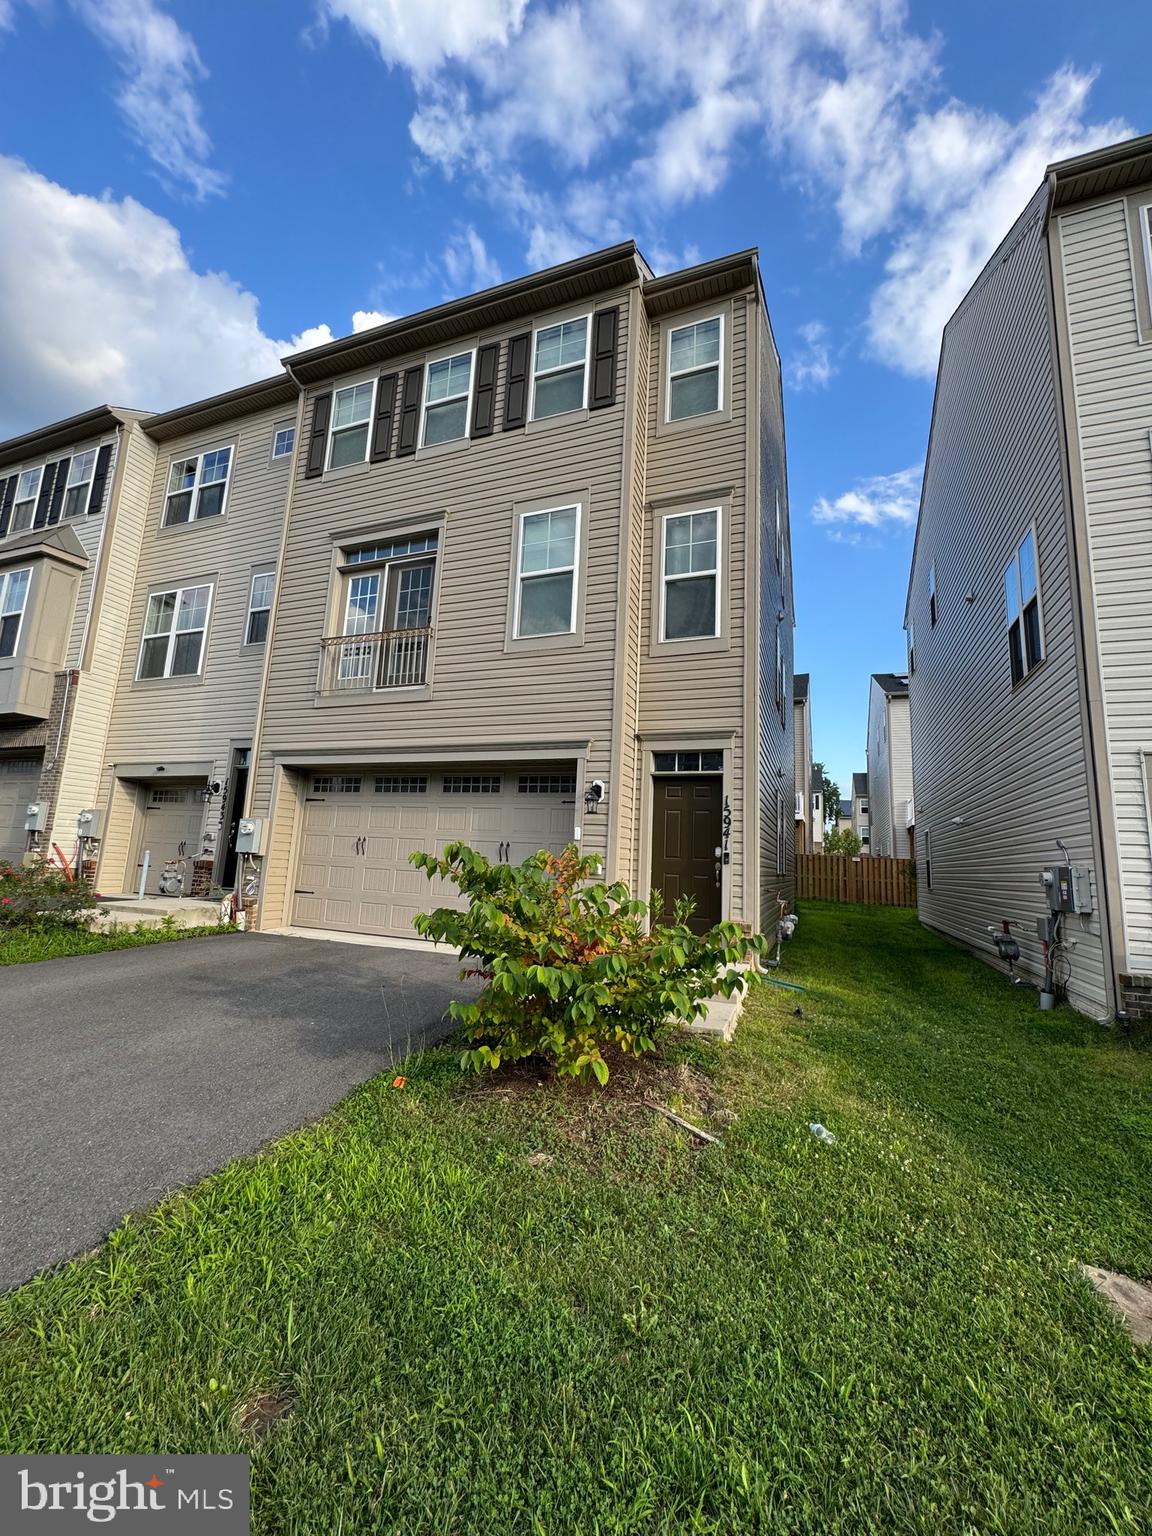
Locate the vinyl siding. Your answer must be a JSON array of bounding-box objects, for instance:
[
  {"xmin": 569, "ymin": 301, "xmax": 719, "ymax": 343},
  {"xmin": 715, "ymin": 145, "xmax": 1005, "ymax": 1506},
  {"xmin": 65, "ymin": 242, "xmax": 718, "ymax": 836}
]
[
  {"xmin": 866, "ymin": 686, "xmax": 912, "ymax": 857},
  {"xmin": 50, "ymin": 424, "xmax": 156, "ymax": 849},
  {"xmin": 252, "ymin": 292, "xmax": 634, "ymax": 926},
  {"xmin": 908, "ymin": 186, "xmax": 1109, "ymax": 1017},
  {"xmin": 97, "ymin": 407, "xmax": 289, "ymax": 890},
  {"xmin": 1056, "ymin": 190, "xmax": 1152, "ymax": 973},
  {"xmin": 756, "ymin": 301, "xmax": 795, "ymax": 924},
  {"xmin": 640, "ymin": 291, "xmax": 752, "ymax": 919}
]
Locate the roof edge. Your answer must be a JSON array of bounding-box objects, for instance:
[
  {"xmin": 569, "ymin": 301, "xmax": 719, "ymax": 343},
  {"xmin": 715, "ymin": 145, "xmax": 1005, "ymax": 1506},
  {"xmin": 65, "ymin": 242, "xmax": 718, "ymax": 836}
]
[
  {"xmin": 142, "ymin": 374, "xmax": 298, "ymax": 442},
  {"xmin": 0, "ymin": 405, "xmax": 141, "ymax": 471}
]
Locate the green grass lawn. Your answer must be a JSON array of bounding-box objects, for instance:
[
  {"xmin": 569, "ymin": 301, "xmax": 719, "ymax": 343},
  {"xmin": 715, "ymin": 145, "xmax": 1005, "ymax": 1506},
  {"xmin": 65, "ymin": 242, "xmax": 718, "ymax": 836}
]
[
  {"xmin": 2, "ymin": 903, "xmax": 1150, "ymax": 1534},
  {"xmin": 0, "ymin": 922, "xmax": 234, "ymax": 965}
]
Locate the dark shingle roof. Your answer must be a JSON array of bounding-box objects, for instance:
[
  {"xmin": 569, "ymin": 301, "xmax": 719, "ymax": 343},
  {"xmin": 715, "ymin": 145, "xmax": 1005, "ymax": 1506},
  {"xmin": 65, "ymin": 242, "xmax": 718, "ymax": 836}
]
[
  {"xmin": 852, "ymin": 772, "xmax": 869, "ymax": 797},
  {"xmin": 872, "ymin": 672, "xmax": 909, "ymax": 697},
  {"xmin": 792, "ymin": 672, "xmax": 809, "ymax": 702},
  {"xmin": 839, "ymin": 799, "xmax": 852, "ymax": 819}
]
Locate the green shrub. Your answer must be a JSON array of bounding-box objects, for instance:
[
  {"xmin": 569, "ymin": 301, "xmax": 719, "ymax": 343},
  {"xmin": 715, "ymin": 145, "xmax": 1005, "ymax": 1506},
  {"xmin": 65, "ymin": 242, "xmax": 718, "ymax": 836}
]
[
  {"xmin": 0, "ymin": 860, "xmax": 102, "ymax": 930},
  {"xmin": 411, "ymin": 843, "xmax": 769, "ymax": 1083}
]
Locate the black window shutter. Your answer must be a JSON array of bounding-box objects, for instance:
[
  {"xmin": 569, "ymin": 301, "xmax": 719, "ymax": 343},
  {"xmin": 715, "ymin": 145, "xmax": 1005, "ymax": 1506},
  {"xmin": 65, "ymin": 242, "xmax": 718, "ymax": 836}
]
[
  {"xmin": 471, "ymin": 342, "xmax": 500, "ymax": 438},
  {"xmin": 87, "ymin": 443, "xmax": 114, "ymax": 518},
  {"xmin": 370, "ymin": 373, "xmax": 398, "ymax": 462},
  {"xmin": 48, "ymin": 456, "xmax": 71, "ymax": 524},
  {"xmin": 33, "ymin": 460, "xmax": 66, "ymax": 529},
  {"xmin": 503, "ymin": 332, "xmax": 531, "ymax": 430},
  {"xmin": 589, "ymin": 307, "xmax": 618, "ymax": 410},
  {"xmin": 305, "ymin": 393, "xmax": 332, "ymax": 478},
  {"xmin": 396, "ymin": 366, "xmax": 423, "ymax": 457},
  {"xmin": 0, "ymin": 477, "xmax": 11, "ymax": 539}
]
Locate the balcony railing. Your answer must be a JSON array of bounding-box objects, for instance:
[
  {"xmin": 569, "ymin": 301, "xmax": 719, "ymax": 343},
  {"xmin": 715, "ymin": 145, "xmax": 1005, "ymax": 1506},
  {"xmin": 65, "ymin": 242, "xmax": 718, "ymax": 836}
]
[{"xmin": 317, "ymin": 627, "xmax": 432, "ymax": 695}]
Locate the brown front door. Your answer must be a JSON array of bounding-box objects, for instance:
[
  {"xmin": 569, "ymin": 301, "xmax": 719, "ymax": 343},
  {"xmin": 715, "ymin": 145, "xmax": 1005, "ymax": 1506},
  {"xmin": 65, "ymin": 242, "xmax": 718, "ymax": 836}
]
[{"xmin": 651, "ymin": 776, "xmax": 722, "ymax": 933}]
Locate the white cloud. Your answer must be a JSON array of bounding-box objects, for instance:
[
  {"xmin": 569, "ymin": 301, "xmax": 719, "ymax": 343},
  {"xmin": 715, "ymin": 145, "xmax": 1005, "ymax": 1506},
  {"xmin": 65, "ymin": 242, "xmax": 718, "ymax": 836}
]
[
  {"xmin": 0, "ymin": 156, "xmax": 292, "ymax": 433},
  {"xmin": 70, "ymin": 0, "xmax": 225, "ymax": 200},
  {"xmin": 317, "ymin": 0, "xmax": 527, "ymax": 74},
  {"xmin": 813, "ymin": 465, "xmax": 923, "ymax": 532},
  {"xmin": 327, "ymin": 0, "xmax": 1133, "ymax": 379},
  {"xmin": 787, "ymin": 322, "xmax": 835, "ymax": 391},
  {"xmin": 443, "ymin": 226, "xmax": 501, "ymax": 293},
  {"xmin": 352, "ymin": 308, "xmax": 396, "ymax": 331}
]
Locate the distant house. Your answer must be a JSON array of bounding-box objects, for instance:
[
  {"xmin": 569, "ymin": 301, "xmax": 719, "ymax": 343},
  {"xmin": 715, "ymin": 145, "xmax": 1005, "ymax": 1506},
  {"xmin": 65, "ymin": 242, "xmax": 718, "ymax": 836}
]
[
  {"xmin": 865, "ymin": 674, "xmax": 912, "ymax": 857},
  {"xmin": 851, "ymin": 771, "xmax": 870, "ymax": 851},
  {"xmin": 837, "ymin": 798, "xmax": 853, "ymax": 835},
  {"xmin": 905, "ymin": 131, "xmax": 1152, "ymax": 1019}
]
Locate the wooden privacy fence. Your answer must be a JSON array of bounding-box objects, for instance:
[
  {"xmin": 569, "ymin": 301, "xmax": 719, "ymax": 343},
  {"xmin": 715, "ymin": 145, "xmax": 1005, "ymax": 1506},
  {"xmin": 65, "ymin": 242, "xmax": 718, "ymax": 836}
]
[{"xmin": 797, "ymin": 853, "xmax": 916, "ymax": 907}]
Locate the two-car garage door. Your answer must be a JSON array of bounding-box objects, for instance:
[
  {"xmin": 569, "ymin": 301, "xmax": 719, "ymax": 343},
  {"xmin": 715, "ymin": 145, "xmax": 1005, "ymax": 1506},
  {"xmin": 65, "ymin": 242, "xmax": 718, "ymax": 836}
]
[{"xmin": 291, "ymin": 764, "xmax": 577, "ymax": 938}]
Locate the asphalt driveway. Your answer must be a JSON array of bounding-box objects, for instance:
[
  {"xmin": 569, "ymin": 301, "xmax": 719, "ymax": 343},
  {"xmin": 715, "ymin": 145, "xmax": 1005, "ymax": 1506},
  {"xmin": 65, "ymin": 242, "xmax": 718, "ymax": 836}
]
[{"xmin": 0, "ymin": 932, "xmax": 470, "ymax": 1290}]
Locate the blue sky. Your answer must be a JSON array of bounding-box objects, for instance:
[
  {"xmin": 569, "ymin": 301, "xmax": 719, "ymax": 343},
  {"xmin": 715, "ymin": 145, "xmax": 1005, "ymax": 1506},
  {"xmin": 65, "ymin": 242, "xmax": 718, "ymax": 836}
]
[{"xmin": 0, "ymin": 0, "xmax": 1147, "ymax": 795}]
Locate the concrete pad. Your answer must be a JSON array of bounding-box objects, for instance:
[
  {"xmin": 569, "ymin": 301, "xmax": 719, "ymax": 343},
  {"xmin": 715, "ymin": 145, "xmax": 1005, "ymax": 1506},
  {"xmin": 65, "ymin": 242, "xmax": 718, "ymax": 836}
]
[{"xmin": 1081, "ymin": 1264, "xmax": 1152, "ymax": 1345}]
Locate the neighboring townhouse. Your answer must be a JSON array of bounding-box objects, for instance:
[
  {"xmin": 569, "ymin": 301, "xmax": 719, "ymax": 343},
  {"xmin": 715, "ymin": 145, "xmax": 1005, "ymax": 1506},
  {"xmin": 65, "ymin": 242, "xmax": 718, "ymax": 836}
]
[
  {"xmin": 836, "ymin": 798, "xmax": 853, "ymax": 836},
  {"xmin": 810, "ymin": 768, "xmax": 824, "ymax": 851},
  {"xmin": 793, "ymin": 673, "xmax": 812, "ymax": 852},
  {"xmin": 851, "ymin": 771, "xmax": 870, "ymax": 850},
  {"xmin": 905, "ymin": 131, "xmax": 1152, "ymax": 1020},
  {"xmin": 247, "ymin": 242, "xmax": 796, "ymax": 941},
  {"xmin": 865, "ymin": 673, "xmax": 912, "ymax": 857},
  {"xmin": 0, "ymin": 406, "xmax": 157, "ymax": 867},
  {"xmin": 93, "ymin": 376, "xmax": 298, "ymax": 897}
]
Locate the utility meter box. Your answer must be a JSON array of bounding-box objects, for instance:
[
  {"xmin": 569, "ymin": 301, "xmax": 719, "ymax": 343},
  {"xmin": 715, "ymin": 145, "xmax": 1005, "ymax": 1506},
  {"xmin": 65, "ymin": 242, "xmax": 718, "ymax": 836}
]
[
  {"xmin": 76, "ymin": 808, "xmax": 103, "ymax": 839},
  {"xmin": 235, "ymin": 817, "xmax": 265, "ymax": 855},
  {"xmin": 24, "ymin": 802, "xmax": 46, "ymax": 832},
  {"xmin": 1040, "ymin": 863, "xmax": 1093, "ymax": 915}
]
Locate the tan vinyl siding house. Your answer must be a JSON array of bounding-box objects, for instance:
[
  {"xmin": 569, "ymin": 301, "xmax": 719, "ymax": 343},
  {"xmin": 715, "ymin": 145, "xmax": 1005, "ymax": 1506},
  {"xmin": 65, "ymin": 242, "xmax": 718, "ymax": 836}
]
[
  {"xmin": 905, "ymin": 135, "xmax": 1152, "ymax": 1020},
  {"xmin": 865, "ymin": 673, "xmax": 912, "ymax": 858},
  {"xmin": 95, "ymin": 378, "xmax": 298, "ymax": 897},
  {"xmin": 248, "ymin": 242, "xmax": 794, "ymax": 941},
  {"xmin": 792, "ymin": 673, "xmax": 812, "ymax": 853}
]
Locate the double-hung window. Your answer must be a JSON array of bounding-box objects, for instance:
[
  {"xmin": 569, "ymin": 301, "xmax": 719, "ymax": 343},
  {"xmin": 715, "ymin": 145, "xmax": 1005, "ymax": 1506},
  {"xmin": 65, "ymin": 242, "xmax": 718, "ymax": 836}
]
[
  {"xmin": 245, "ymin": 571, "xmax": 274, "ymax": 645},
  {"xmin": 328, "ymin": 381, "xmax": 374, "ymax": 468},
  {"xmin": 12, "ymin": 468, "xmax": 41, "ymax": 534},
  {"xmin": 514, "ymin": 505, "xmax": 578, "ymax": 637},
  {"xmin": 661, "ymin": 508, "xmax": 719, "ymax": 641},
  {"xmin": 63, "ymin": 450, "xmax": 98, "ymax": 518},
  {"xmin": 164, "ymin": 446, "xmax": 232, "ymax": 526},
  {"xmin": 423, "ymin": 351, "xmax": 473, "ymax": 446},
  {"xmin": 929, "ymin": 564, "xmax": 937, "ymax": 626},
  {"xmin": 1005, "ymin": 529, "xmax": 1044, "ymax": 686},
  {"xmin": 0, "ymin": 568, "xmax": 30, "ymax": 657},
  {"xmin": 667, "ymin": 315, "xmax": 722, "ymax": 420},
  {"xmin": 531, "ymin": 317, "xmax": 589, "ymax": 420},
  {"xmin": 137, "ymin": 584, "xmax": 212, "ymax": 679}
]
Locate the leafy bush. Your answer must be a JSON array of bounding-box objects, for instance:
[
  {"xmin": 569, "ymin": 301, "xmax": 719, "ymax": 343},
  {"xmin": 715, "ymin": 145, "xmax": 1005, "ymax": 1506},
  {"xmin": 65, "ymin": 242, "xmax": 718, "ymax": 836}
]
[
  {"xmin": 822, "ymin": 826, "xmax": 862, "ymax": 856},
  {"xmin": 0, "ymin": 860, "xmax": 102, "ymax": 930},
  {"xmin": 411, "ymin": 843, "xmax": 770, "ymax": 1083}
]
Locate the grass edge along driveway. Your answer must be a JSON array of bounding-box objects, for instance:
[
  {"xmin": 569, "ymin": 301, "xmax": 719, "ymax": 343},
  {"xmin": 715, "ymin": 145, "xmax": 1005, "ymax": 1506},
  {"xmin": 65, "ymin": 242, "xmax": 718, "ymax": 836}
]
[{"xmin": 2, "ymin": 903, "xmax": 1150, "ymax": 1535}]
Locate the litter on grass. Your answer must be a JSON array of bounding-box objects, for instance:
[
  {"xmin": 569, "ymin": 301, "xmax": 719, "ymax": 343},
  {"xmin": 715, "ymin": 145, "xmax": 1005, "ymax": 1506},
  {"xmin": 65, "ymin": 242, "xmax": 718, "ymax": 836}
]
[{"xmin": 808, "ymin": 1123, "xmax": 837, "ymax": 1145}]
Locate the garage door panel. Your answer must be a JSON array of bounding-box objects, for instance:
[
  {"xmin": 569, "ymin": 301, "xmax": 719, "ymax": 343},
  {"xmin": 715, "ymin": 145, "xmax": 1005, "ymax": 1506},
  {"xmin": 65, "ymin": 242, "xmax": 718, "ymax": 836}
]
[
  {"xmin": 0, "ymin": 757, "xmax": 42, "ymax": 864},
  {"xmin": 292, "ymin": 765, "xmax": 575, "ymax": 938}
]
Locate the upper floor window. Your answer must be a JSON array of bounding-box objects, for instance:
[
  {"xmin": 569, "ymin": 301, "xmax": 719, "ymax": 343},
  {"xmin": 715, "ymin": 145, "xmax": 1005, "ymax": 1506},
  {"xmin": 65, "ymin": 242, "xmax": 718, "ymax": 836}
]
[
  {"xmin": 928, "ymin": 563, "xmax": 937, "ymax": 626},
  {"xmin": 272, "ymin": 424, "xmax": 296, "ymax": 460},
  {"xmin": 12, "ymin": 468, "xmax": 41, "ymax": 534},
  {"xmin": 62, "ymin": 451, "xmax": 97, "ymax": 518},
  {"xmin": 667, "ymin": 316, "xmax": 722, "ymax": 420},
  {"xmin": 531, "ymin": 317, "xmax": 589, "ymax": 420},
  {"xmin": 0, "ymin": 567, "xmax": 30, "ymax": 657},
  {"xmin": 164, "ymin": 446, "xmax": 232, "ymax": 526},
  {"xmin": 324, "ymin": 533, "xmax": 438, "ymax": 692},
  {"xmin": 514, "ymin": 504, "xmax": 578, "ymax": 637},
  {"xmin": 245, "ymin": 571, "xmax": 274, "ymax": 645},
  {"xmin": 423, "ymin": 351, "xmax": 473, "ymax": 446},
  {"xmin": 1005, "ymin": 529, "xmax": 1044, "ymax": 686},
  {"xmin": 328, "ymin": 381, "xmax": 374, "ymax": 468},
  {"xmin": 661, "ymin": 508, "xmax": 719, "ymax": 641},
  {"xmin": 907, "ymin": 617, "xmax": 915, "ymax": 675},
  {"xmin": 137, "ymin": 583, "xmax": 212, "ymax": 679}
]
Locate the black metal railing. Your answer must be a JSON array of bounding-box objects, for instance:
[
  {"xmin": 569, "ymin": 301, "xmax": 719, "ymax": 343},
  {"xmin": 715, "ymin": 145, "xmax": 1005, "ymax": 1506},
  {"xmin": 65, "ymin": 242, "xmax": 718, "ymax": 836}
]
[{"xmin": 317, "ymin": 627, "xmax": 432, "ymax": 694}]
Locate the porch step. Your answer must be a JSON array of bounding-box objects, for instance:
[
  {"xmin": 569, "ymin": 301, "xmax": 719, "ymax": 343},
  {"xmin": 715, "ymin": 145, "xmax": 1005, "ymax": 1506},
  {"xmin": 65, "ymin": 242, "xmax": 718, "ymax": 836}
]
[{"xmin": 90, "ymin": 896, "xmax": 228, "ymax": 932}]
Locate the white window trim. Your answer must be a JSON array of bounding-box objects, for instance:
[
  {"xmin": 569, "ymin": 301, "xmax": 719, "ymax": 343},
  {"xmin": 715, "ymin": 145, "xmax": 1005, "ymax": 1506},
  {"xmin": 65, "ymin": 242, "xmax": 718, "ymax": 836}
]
[
  {"xmin": 1140, "ymin": 201, "xmax": 1152, "ymax": 312},
  {"xmin": 421, "ymin": 345, "xmax": 476, "ymax": 449},
  {"xmin": 529, "ymin": 311, "xmax": 591, "ymax": 422},
  {"xmin": 326, "ymin": 375, "xmax": 378, "ymax": 471},
  {"xmin": 244, "ymin": 570, "xmax": 275, "ymax": 646},
  {"xmin": 1004, "ymin": 523, "xmax": 1046, "ymax": 683},
  {"xmin": 665, "ymin": 311, "xmax": 724, "ymax": 423},
  {"xmin": 0, "ymin": 566, "xmax": 32, "ymax": 656},
  {"xmin": 62, "ymin": 450, "xmax": 97, "ymax": 519},
  {"xmin": 659, "ymin": 505, "xmax": 722, "ymax": 644},
  {"xmin": 135, "ymin": 582, "xmax": 214, "ymax": 681},
  {"xmin": 164, "ymin": 444, "xmax": 235, "ymax": 527},
  {"xmin": 271, "ymin": 423, "xmax": 296, "ymax": 461},
  {"xmin": 513, "ymin": 501, "xmax": 580, "ymax": 639},
  {"xmin": 11, "ymin": 465, "xmax": 43, "ymax": 532}
]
